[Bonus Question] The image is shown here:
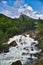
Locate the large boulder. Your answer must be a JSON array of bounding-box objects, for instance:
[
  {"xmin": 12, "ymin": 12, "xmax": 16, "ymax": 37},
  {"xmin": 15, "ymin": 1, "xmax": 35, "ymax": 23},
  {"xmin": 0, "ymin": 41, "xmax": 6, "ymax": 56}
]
[
  {"xmin": 29, "ymin": 31, "xmax": 36, "ymax": 39},
  {"xmin": 11, "ymin": 60, "xmax": 22, "ymax": 65},
  {"xmin": 9, "ymin": 40, "xmax": 17, "ymax": 46},
  {"xmin": 0, "ymin": 44, "xmax": 9, "ymax": 53}
]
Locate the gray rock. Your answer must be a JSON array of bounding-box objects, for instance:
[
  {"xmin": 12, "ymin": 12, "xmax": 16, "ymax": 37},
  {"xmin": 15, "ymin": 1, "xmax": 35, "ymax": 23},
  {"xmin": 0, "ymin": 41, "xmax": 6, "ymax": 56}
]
[
  {"xmin": 11, "ymin": 60, "xmax": 22, "ymax": 65},
  {"xmin": 9, "ymin": 40, "xmax": 17, "ymax": 46}
]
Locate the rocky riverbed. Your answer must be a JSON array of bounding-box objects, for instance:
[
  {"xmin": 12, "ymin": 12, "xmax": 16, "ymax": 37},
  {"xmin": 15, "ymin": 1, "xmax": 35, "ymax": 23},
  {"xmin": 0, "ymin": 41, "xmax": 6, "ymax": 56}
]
[{"xmin": 0, "ymin": 34, "xmax": 41, "ymax": 65}]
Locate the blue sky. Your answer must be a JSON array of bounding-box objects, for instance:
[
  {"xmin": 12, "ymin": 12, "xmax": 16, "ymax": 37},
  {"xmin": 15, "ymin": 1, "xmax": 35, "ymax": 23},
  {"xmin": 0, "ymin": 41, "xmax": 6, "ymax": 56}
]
[{"xmin": 0, "ymin": 0, "xmax": 43, "ymax": 19}]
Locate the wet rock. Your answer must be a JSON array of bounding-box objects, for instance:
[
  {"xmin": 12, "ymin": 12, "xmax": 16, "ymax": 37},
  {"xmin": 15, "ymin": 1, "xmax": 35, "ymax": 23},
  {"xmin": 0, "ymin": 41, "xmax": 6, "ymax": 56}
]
[
  {"xmin": 31, "ymin": 42, "xmax": 35, "ymax": 45},
  {"xmin": 16, "ymin": 46, "xmax": 18, "ymax": 48},
  {"xmin": 31, "ymin": 47, "xmax": 34, "ymax": 51},
  {"xmin": 19, "ymin": 39, "xmax": 22, "ymax": 42},
  {"xmin": 23, "ymin": 34, "xmax": 27, "ymax": 37},
  {"xmin": 0, "ymin": 44, "xmax": 9, "ymax": 53},
  {"xmin": 23, "ymin": 47, "xmax": 26, "ymax": 50},
  {"xmin": 9, "ymin": 40, "xmax": 17, "ymax": 46},
  {"xmin": 24, "ymin": 42, "xmax": 27, "ymax": 44},
  {"xmin": 22, "ymin": 52, "xmax": 29, "ymax": 55},
  {"xmin": 1, "ymin": 48, "xmax": 9, "ymax": 53},
  {"xmin": 23, "ymin": 47, "xmax": 29, "ymax": 51},
  {"xmin": 29, "ymin": 31, "xmax": 36, "ymax": 39},
  {"xmin": 4, "ymin": 49, "xmax": 9, "ymax": 53},
  {"xmin": 21, "ymin": 43, "xmax": 23, "ymax": 45},
  {"xmin": 11, "ymin": 60, "xmax": 22, "ymax": 65},
  {"xmin": 22, "ymin": 52, "xmax": 26, "ymax": 55},
  {"xmin": 28, "ymin": 57, "xmax": 33, "ymax": 60}
]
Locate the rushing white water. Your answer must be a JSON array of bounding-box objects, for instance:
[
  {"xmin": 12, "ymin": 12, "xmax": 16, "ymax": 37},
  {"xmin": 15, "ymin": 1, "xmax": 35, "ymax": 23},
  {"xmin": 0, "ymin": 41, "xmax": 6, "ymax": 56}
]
[{"xmin": 0, "ymin": 34, "xmax": 41, "ymax": 65}]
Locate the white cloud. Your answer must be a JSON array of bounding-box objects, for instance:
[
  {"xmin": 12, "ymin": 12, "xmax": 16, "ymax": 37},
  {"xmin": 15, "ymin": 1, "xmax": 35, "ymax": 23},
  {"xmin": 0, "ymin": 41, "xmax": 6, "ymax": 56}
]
[
  {"xmin": 2, "ymin": 1, "xmax": 7, "ymax": 4},
  {"xmin": 35, "ymin": 14, "xmax": 43, "ymax": 19},
  {"xmin": 14, "ymin": 0, "xmax": 25, "ymax": 8},
  {"xmin": 24, "ymin": 4, "xmax": 28, "ymax": 7},
  {"xmin": 18, "ymin": 5, "xmax": 33, "ymax": 13},
  {"xmin": 1, "ymin": 7, "xmax": 20, "ymax": 18},
  {"xmin": 18, "ymin": 5, "xmax": 43, "ymax": 19},
  {"xmin": 26, "ymin": 6, "xmax": 33, "ymax": 11},
  {"xmin": 18, "ymin": 8, "xmax": 25, "ymax": 13},
  {"xmin": 0, "ymin": 0, "xmax": 43, "ymax": 19}
]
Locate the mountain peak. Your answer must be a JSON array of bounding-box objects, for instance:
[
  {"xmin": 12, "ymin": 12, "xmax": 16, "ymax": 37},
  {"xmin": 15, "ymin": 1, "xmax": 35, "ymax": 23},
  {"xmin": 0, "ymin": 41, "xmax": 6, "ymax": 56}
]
[
  {"xmin": 19, "ymin": 13, "xmax": 35, "ymax": 20},
  {"xmin": 20, "ymin": 13, "xmax": 29, "ymax": 18}
]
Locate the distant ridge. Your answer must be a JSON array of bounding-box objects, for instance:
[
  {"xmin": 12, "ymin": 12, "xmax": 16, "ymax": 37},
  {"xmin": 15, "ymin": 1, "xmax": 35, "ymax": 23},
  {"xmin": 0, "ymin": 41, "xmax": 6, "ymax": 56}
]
[{"xmin": 0, "ymin": 13, "xmax": 38, "ymax": 20}]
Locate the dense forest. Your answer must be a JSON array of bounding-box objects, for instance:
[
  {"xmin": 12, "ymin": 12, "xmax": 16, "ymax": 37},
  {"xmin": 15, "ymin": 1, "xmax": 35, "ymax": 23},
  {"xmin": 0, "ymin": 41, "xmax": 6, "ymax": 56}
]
[
  {"xmin": 0, "ymin": 14, "xmax": 43, "ymax": 43},
  {"xmin": 0, "ymin": 14, "xmax": 36, "ymax": 43}
]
